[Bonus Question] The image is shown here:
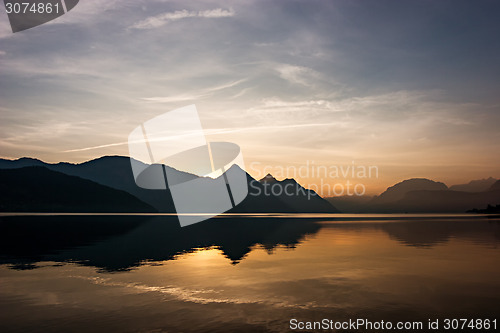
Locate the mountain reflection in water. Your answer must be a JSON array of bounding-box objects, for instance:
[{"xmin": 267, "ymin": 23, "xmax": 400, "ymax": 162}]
[
  {"xmin": 0, "ymin": 215, "xmax": 323, "ymax": 271},
  {"xmin": 1, "ymin": 214, "xmax": 500, "ymax": 333},
  {"xmin": 1, "ymin": 214, "xmax": 499, "ymax": 272}
]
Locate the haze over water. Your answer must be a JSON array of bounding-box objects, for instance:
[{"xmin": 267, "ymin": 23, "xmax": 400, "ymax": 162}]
[{"xmin": 0, "ymin": 214, "xmax": 499, "ymax": 332}]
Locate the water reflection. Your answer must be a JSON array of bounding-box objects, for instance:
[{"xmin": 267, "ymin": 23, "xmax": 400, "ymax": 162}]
[
  {"xmin": 0, "ymin": 215, "xmax": 322, "ymax": 271},
  {"xmin": 322, "ymin": 217, "xmax": 500, "ymax": 248},
  {"xmin": 1, "ymin": 215, "xmax": 500, "ymax": 333},
  {"xmin": 1, "ymin": 215, "xmax": 499, "ymax": 272}
]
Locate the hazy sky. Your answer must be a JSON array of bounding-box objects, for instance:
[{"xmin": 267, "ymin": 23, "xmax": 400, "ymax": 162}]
[{"xmin": 1, "ymin": 0, "xmax": 499, "ymax": 195}]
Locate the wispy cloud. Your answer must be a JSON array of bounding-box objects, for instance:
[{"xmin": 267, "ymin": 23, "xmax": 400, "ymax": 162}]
[
  {"xmin": 253, "ymin": 98, "xmax": 336, "ymax": 112},
  {"xmin": 131, "ymin": 8, "xmax": 235, "ymax": 30},
  {"xmin": 275, "ymin": 64, "xmax": 322, "ymax": 86},
  {"xmin": 2, "ymin": 0, "xmax": 499, "ymax": 186},
  {"xmin": 62, "ymin": 122, "xmax": 341, "ymax": 153},
  {"xmin": 206, "ymin": 79, "xmax": 246, "ymax": 93},
  {"xmin": 141, "ymin": 93, "xmax": 209, "ymax": 103},
  {"xmin": 141, "ymin": 79, "xmax": 246, "ymax": 103}
]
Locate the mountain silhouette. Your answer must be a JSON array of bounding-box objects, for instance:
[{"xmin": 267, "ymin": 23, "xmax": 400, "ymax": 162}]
[
  {"xmin": 0, "ymin": 156, "xmax": 180, "ymax": 212},
  {"xmin": 221, "ymin": 166, "xmax": 339, "ymax": 213},
  {"xmin": 371, "ymin": 178, "xmax": 448, "ymax": 204},
  {"xmin": 0, "ymin": 167, "xmax": 155, "ymax": 212},
  {"xmin": 0, "ymin": 157, "xmax": 46, "ymax": 168},
  {"xmin": 386, "ymin": 189, "xmax": 500, "ymax": 213},
  {"xmin": 466, "ymin": 181, "xmax": 500, "ymax": 213},
  {"xmin": 326, "ymin": 177, "xmax": 500, "ymax": 213},
  {"xmin": 449, "ymin": 177, "xmax": 498, "ymax": 192},
  {"xmin": 4, "ymin": 156, "xmax": 496, "ymax": 214},
  {"xmin": 0, "ymin": 156, "xmax": 339, "ymax": 213},
  {"xmin": 490, "ymin": 180, "xmax": 500, "ymax": 191},
  {"xmin": 256, "ymin": 173, "xmax": 339, "ymax": 212},
  {"xmin": 221, "ymin": 166, "xmax": 296, "ymax": 213}
]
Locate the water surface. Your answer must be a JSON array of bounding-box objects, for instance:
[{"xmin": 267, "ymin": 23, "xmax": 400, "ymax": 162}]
[{"xmin": 1, "ymin": 214, "xmax": 499, "ymax": 332}]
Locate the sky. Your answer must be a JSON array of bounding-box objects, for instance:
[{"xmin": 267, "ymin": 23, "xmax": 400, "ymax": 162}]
[{"xmin": 1, "ymin": 0, "xmax": 499, "ymax": 195}]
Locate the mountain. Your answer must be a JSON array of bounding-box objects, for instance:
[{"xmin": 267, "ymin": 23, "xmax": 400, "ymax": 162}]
[
  {"xmin": 370, "ymin": 178, "xmax": 500, "ymax": 213},
  {"xmin": 224, "ymin": 167, "xmax": 338, "ymax": 213},
  {"xmin": 0, "ymin": 156, "xmax": 339, "ymax": 213},
  {"xmin": 0, "ymin": 167, "xmax": 156, "ymax": 212},
  {"xmin": 490, "ymin": 180, "xmax": 500, "ymax": 191},
  {"xmin": 0, "ymin": 157, "xmax": 46, "ymax": 168},
  {"xmin": 0, "ymin": 156, "xmax": 192, "ymax": 212},
  {"xmin": 328, "ymin": 177, "xmax": 500, "ymax": 213},
  {"xmin": 222, "ymin": 167, "xmax": 296, "ymax": 213},
  {"xmin": 449, "ymin": 177, "xmax": 498, "ymax": 192},
  {"xmin": 255, "ymin": 174, "xmax": 339, "ymax": 212},
  {"xmin": 385, "ymin": 189, "xmax": 500, "ymax": 213},
  {"xmin": 370, "ymin": 178, "xmax": 448, "ymax": 205}
]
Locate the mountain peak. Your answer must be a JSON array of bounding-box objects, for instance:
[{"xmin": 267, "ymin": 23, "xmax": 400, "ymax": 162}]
[
  {"xmin": 259, "ymin": 173, "xmax": 277, "ymax": 183},
  {"xmin": 226, "ymin": 164, "xmax": 245, "ymax": 173},
  {"xmin": 17, "ymin": 157, "xmax": 42, "ymax": 162},
  {"xmin": 449, "ymin": 177, "xmax": 498, "ymax": 192},
  {"xmin": 0, "ymin": 156, "xmax": 46, "ymax": 169}
]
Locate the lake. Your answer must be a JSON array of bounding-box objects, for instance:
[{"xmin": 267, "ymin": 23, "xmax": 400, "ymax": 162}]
[{"xmin": 0, "ymin": 214, "xmax": 499, "ymax": 332}]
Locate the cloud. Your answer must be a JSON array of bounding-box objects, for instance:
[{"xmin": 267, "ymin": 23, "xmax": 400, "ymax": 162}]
[
  {"xmin": 206, "ymin": 79, "xmax": 246, "ymax": 93},
  {"xmin": 255, "ymin": 98, "xmax": 335, "ymax": 111},
  {"xmin": 141, "ymin": 93, "xmax": 209, "ymax": 103},
  {"xmin": 275, "ymin": 64, "xmax": 322, "ymax": 86},
  {"xmin": 62, "ymin": 122, "xmax": 340, "ymax": 153},
  {"xmin": 199, "ymin": 8, "xmax": 235, "ymax": 18},
  {"xmin": 1, "ymin": 0, "xmax": 499, "ymax": 187},
  {"xmin": 141, "ymin": 79, "xmax": 245, "ymax": 103},
  {"xmin": 131, "ymin": 8, "xmax": 235, "ymax": 30}
]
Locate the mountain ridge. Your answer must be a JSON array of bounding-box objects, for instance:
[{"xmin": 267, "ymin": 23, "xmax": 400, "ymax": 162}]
[
  {"xmin": 3, "ymin": 156, "xmax": 497, "ymax": 214},
  {"xmin": 0, "ymin": 156, "xmax": 339, "ymax": 213},
  {"xmin": 327, "ymin": 177, "xmax": 500, "ymax": 213},
  {"xmin": 370, "ymin": 178, "xmax": 448, "ymax": 205},
  {"xmin": 449, "ymin": 177, "xmax": 498, "ymax": 192}
]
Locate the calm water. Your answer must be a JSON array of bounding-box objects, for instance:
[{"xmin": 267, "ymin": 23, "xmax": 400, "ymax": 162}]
[{"xmin": 0, "ymin": 214, "xmax": 499, "ymax": 332}]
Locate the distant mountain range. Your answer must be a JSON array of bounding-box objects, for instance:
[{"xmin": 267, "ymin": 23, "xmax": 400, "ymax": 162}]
[
  {"xmin": 1, "ymin": 156, "xmax": 498, "ymax": 214},
  {"xmin": 327, "ymin": 177, "xmax": 500, "ymax": 213},
  {"xmin": 449, "ymin": 177, "xmax": 498, "ymax": 192},
  {"xmin": 0, "ymin": 156, "xmax": 339, "ymax": 213}
]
